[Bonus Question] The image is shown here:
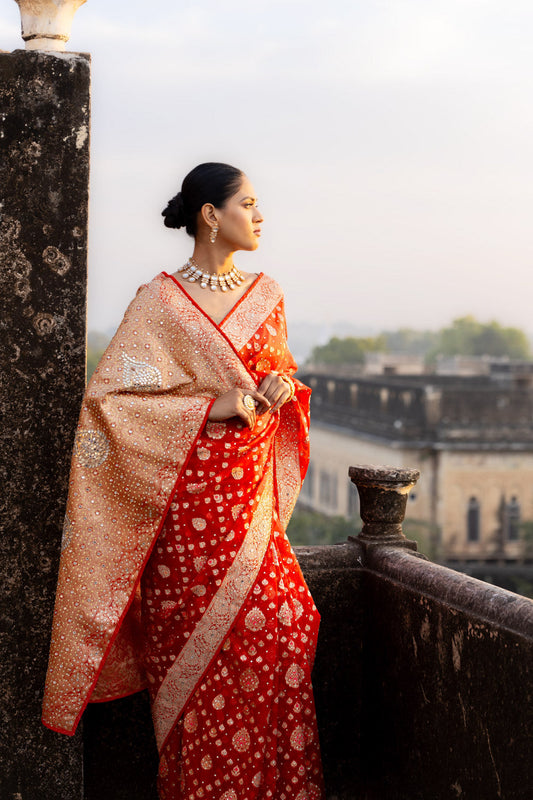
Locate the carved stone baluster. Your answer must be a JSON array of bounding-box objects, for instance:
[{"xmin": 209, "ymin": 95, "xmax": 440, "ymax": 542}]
[{"xmin": 349, "ymin": 464, "xmax": 421, "ymax": 554}]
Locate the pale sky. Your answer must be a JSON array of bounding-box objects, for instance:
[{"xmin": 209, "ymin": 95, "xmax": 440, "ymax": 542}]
[{"xmin": 3, "ymin": 1, "xmax": 533, "ymax": 336}]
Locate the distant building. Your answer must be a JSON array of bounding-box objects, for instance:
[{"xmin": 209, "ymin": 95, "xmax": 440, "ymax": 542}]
[{"xmin": 300, "ymin": 370, "xmax": 533, "ymax": 562}]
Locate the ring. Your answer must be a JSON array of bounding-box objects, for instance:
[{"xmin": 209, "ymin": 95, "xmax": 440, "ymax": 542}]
[{"xmin": 243, "ymin": 394, "xmax": 256, "ymax": 411}]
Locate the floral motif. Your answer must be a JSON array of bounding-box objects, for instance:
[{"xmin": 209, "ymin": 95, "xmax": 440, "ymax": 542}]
[
  {"xmin": 240, "ymin": 668, "xmax": 259, "ymax": 692},
  {"xmin": 232, "ymin": 727, "xmax": 251, "ymax": 752},
  {"xmin": 245, "ymin": 607, "xmax": 266, "ymax": 631},
  {"xmin": 73, "ymin": 429, "xmax": 109, "ymax": 468},
  {"xmin": 290, "ymin": 726, "xmax": 306, "ymax": 751},
  {"xmin": 205, "ymin": 421, "xmax": 226, "ymax": 439},
  {"xmin": 285, "ymin": 663, "xmax": 305, "ymax": 688}
]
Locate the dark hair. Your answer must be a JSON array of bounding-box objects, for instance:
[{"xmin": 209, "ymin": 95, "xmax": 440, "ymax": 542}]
[{"xmin": 162, "ymin": 162, "xmax": 244, "ymax": 237}]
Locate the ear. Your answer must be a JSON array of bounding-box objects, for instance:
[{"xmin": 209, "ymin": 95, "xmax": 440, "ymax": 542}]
[{"xmin": 200, "ymin": 203, "xmax": 219, "ymax": 227}]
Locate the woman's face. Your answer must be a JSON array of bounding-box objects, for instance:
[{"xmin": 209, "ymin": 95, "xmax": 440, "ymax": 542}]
[{"xmin": 215, "ymin": 175, "xmax": 263, "ymax": 252}]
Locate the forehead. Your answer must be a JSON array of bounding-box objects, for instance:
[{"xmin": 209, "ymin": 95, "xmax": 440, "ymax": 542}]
[{"xmin": 234, "ymin": 174, "xmax": 256, "ymax": 198}]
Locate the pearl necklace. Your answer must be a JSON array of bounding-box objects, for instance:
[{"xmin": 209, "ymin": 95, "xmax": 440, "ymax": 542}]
[{"xmin": 178, "ymin": 258, "xmax": 245, "ymax": 292}]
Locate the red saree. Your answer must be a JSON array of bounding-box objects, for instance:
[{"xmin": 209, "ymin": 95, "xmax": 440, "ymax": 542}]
[{"xmin": 42, "ymin": 271, "xmax": 323, "ymax": 800}]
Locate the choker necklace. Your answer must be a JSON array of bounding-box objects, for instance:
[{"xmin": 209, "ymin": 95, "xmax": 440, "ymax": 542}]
[{"xmin": 178, "ymin": 258, "xmax": 245, "ymax": 292}]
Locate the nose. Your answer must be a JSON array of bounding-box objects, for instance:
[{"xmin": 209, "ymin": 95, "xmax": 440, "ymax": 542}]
[{"xmin": 253, "ymin": 206, "xmax": 263, "ymax": 223}]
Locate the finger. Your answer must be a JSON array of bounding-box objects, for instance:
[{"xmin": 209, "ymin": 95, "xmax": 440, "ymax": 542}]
[
  {"xmin": 269, "ymin": 387, "xmax": 290, "ymax": 414},
  {"xmin": 251, "ymin": 391, "xmax": 271, "ymax": 416},
  {"xmin": 257, "ymin": 376, "xmax": 277, "ymax": 395},
  {"xmin": 237, "ymin": 407, "xmax": 255, "ymax": 429}
]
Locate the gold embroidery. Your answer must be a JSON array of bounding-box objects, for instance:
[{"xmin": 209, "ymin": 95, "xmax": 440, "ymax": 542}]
[
  {"xmin": 221, "ymin": 274, "xmax": 283, "ymax": 351},
  {"xmin": 152, "ymin": 472, "xmax": 273, "ymax": 751}
]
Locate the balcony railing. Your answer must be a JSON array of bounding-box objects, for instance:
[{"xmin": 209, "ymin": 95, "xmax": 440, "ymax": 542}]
[{"xmin": 84, "ymin": 465, "xmax": 533, "ymax": 800}]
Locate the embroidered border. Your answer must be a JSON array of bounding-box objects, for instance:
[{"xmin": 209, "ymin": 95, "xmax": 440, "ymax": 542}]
[
  {"xmin": 221, "ymin": 275, "xmax": 283, "ymax": 352},
  {"xmin": 152, "ymin": 471, "xmax": 274, "ymax": 752}
]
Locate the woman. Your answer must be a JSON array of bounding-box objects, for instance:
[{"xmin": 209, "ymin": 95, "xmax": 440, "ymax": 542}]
[{"xmin": 42, "ymin": 163, "xmax": 324, "ymax": 800}]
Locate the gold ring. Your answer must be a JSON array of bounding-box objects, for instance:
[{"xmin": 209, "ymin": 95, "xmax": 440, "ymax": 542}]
[{"xmin": 243, "ymin": 394, "xmax": 256, "ymax": 411}]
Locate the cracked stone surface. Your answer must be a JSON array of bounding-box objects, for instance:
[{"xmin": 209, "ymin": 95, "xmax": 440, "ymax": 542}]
[{"xmin": 0, "ymin": 49, "xmax": 89, "ymax": 799}]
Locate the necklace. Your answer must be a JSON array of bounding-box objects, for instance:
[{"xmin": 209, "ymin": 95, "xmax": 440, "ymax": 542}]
[{"xmin": 178, "ymin": 258, "xmax": 245, "ymax": 292}]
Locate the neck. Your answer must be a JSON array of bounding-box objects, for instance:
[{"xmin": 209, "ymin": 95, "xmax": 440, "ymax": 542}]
[{"xmin": 191, "ymin": 243, "xmax": 235, "ymax": 275}]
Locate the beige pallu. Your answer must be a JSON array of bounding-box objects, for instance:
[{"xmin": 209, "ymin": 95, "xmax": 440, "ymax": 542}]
[{"xmin": 42, "ymin": 271, "xmax": 305, "ymax": 736}]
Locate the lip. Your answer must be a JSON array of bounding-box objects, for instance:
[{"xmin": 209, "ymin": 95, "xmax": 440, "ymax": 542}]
[{"xmin": 253, "ymin": 229, "xmax": 261, "ymax": 236}]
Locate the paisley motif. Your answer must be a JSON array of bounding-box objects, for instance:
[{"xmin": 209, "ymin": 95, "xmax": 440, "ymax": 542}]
[{"xmin": 122, "ymin": 352, "xmax": 162, "ymax": 390}]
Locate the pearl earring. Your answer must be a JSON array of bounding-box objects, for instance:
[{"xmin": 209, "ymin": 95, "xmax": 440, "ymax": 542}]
[{"xmin": 209, "ymin": 224, "xmax": 219, "ymax": 244}]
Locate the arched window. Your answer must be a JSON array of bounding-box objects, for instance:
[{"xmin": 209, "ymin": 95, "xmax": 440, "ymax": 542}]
[
  {"xmin": 347, "ymin": 480, "xmax": 359, "ymax": 518},
  {"xmin": 506, "ymin": 496, "xmax": 521, "ymax": 542},
  {"xmin": 319, "ymin": 470, "xmax": 338, "ymax": 510},
  {"xmin": 300, "ymin": 462, "xmax": 314, "ymax": 501},
  {"xmin": 467, "ymin": 497, "xmax": 480, "ymax": 542}
]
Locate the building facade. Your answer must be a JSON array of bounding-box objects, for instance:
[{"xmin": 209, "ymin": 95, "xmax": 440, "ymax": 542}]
[{"xmin": 299, "ymin": 371, "xmax": 533, "ymax": 562}]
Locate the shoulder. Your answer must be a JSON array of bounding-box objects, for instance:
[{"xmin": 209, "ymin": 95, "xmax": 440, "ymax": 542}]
[
  {"xmin": 256, "ymin": 272, "xmax": 283, "ymax": 300},
  {"xmin": 127, "ymin": 272, "xmax": 171, "ymax": 308}
]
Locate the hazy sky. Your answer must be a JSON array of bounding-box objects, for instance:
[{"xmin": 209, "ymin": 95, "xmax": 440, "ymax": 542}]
[{"xmin": 3, "ymin": 1, "xmax": 533, "ymax": 335}]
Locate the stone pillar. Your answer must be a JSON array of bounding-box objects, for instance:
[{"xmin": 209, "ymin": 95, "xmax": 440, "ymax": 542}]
[
  {"xmin": 348, "ymin": 465, "xmax": 421, "ymax": 556},
  {"xmin": 0, "ymin": 49, "xmax": 90, "ymax": 798}
]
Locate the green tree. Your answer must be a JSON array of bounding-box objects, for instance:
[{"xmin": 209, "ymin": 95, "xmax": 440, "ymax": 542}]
[
  {"xmin": 432, "ymin": 316, "xmax": 531, "ymax": 360},
  {"xmin": 287, "ymin": 508, "xmax": 360, "ymax": 546},
  {"xmin": 308, "ymin": 335, "xmax": 386, "ymax": 365},
  {"xmin": 382, "ymin": 328, "xmax": 439, "ymax": 356}
]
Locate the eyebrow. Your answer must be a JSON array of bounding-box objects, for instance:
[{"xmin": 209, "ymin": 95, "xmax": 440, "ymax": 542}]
[{"xmin": 241, "ymin": 196, "xmax": 258, "ymax": 203}]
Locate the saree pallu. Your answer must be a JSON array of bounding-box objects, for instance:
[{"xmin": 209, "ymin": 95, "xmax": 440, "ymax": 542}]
[{"xmin": 42, "ymin": 271, "xmax": 324, "ymax": 799}]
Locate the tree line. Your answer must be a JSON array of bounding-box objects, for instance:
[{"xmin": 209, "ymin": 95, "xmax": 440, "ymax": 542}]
[{"xmin": 308, "ymin": 316, "xmax": 531, "ymax": 365}]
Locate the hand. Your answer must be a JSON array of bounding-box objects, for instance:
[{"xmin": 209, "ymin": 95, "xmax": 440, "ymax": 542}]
[
  {"xmin": 208, "ymin": 387, "xmax": 271, "ymax": 430},
  {"xmin": 256, "ymin": 374, "xmax": 293, "ymax": 415}
]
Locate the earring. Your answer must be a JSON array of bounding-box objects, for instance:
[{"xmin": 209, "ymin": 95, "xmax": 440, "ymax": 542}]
[{"xmin": 209, "ymin": 224, "xmax": 219, "ymax": 244}]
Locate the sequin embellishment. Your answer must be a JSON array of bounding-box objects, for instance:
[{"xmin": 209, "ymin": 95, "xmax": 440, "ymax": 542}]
[
  {"xmin": 290, "ymin": 726, "xmax": 306, "ymax": 751},
  {"xmin": 245, "ymin": 607, "xmax": 266, "ymax": 631},
  {"xmin": 61, "ymin": 514, "xmax": 74, "ymax": 552},
  {"xmin": 73, "ymin": 429, "xmax": 109, "ymax": 468},
  {"xmin": 205, "ymin": 421, "xmax": 226, "ymax": 439},
  {"xmin": 240, "ymin": 668, "xmax": 259, "ymax": 692},
  {"xmin": 232, "ymin": 727, "xmax": 251, "ymax": 752},
  {"xmin": 122, "ymin": 352, "xmax": 162, "ymax": 390},
  {"xmin": 285, "ymin": 663, "xmax": 305, "ymax": 688}
]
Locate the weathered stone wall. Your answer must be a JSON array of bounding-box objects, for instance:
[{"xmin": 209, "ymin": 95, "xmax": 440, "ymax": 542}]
[
  {"xmin": 0, "ymin": 49, "xmax": 90, "ymax": 799},
  {"xmin": 361, "ymin": 547, "xmax": 533, "ymax": 800}
]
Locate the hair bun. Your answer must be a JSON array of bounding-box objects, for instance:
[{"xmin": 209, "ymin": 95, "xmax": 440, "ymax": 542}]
[{"xmin": 162, "ymin": 192, "xmax": 186, "ymax": 229}]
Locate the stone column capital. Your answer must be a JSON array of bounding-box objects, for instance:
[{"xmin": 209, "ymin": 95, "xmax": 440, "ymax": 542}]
[
  {"xmin": 349, "ymin": 464, "xmax": 421, "ymax": 553},
  {"xmin": 14, "ymin": 0, "xmax": 87, "ymax": 52}
]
